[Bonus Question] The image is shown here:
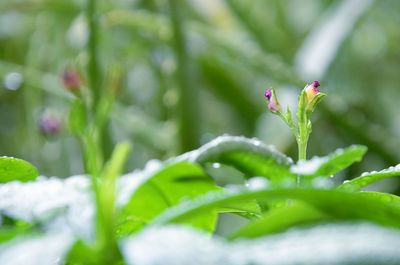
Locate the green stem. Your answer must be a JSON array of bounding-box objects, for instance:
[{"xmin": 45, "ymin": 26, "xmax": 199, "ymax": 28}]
[
  {"xmin": 87, "ymin": 0, "xmax": 101, "ymax": 113},
  {"xmin": 297, "ymin": 123, "xmax": 309, "ymax": 161},
  {"xmin": 86, "ymin": 0, "xmax": 119, "ymax": 263},
  {"xmin": 168, "ymin": 0, "xmax": 200, "ymax": 152},
  {"xmin": 298, "ymin": 136, "xmax": 308, "ymax": 161}
]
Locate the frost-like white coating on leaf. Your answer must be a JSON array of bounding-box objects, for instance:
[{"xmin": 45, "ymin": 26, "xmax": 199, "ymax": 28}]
[
  {"xmin": 0, "ymin": 166, "xmax": 161, "ymax": 241},
  {"xmin": 291, "ymin": 145, "xmax": 367, "ymax": 176},
  {"xmin": 247, "ymin": 177, "xmax": 269, "ymax": 190},
  {"xmin": 358, "ymin": 163, "xmax": 400, "ymax": 177},
  {"xmin": 291, "ymin": 157, "xmax": 327, "ymax": 175},
  {"xmin": 0, "ymin": 230, "xmax": 74, "ymax": 265},
  {"xmin": 176, "ymin": 135, "xmax": 293, "ymax": 165},
  {"xmin": 0, "ymin": 175, "xmax": 95, "ymax": 240},
  {"xmin": 339, "ymin": 163, "xmax": 400, "ymax": 191},
  {"xmin": 122, "ymin": 223, "xmax": 400, "ymax": 265}
]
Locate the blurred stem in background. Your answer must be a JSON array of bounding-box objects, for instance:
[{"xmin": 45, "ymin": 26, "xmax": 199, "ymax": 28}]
[
  {"xmin": 82, "ymin": 0, "xmax": 123, "ymax": 263},
  {"xmin": 87, "ymin": 0, "xmax": 102, "ymax": 112},
  {"xmin": 168, "ymin": 0, "xmax": 200, "ymax": 152}
]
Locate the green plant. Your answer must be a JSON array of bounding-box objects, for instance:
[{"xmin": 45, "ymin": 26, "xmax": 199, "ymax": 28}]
[{"xmin": 1, "ymin": 80, "xmax": 400, "ymax": 264}]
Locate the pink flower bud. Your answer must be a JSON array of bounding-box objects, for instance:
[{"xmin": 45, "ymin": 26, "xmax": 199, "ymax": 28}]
[
  {"xmin": 62, "ymin": 69, "xmax": 81, "ymax": 91},
  {"xmin": 304, "ymin": 80, "xmax": 320, "ymax": 102},
  {"xmin": 39, "ymin": 112, "xmax": 62, "ymax": 135},
  {"xmin": 264, "ymin": 88, "xmax": 281, "ymax": 113}
]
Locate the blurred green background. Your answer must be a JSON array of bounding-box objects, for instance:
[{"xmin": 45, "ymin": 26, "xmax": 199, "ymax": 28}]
[{"xmin": 0, "ymin": 0, "xmax": 399, "ymax": 190}]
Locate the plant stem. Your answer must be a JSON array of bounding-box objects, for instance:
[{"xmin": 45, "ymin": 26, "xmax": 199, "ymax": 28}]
[
  {"xmin": 87, "ymin": 0, "xmax": 101, "ymax": 112},
  {"xmin": 168, "ymin": 0, "xmax": 200, "ymax": 152},
  {"xmin": 86, "ymin": 0, "xmax": 120, "ymax": 263},
  {"xmin": 297, "ymin": 123, "xmax": 309, "ymax": 161},
  {"xmin": 298, "ymin": 136, "xmax": 308, "ymax": 161}
]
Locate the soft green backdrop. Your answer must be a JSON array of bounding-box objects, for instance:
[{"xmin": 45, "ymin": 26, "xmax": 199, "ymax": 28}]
[{"xmin": 0, "ymin": 0, "xmax": 399, "ymax": 193}]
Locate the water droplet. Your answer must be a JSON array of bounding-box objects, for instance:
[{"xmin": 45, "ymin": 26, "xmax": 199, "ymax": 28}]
[
  {"xmin": 313, "ymin": 177, "xmax": 334, "ymax": 189},
  {"xmin": 4, "ymin": 72, "xmax": 23, "ymax": 90},
  {"xmin": 247, "ymin": 177, "xmax": 269, "ymax": 190},
  {"xmin": 212, "ymin": 163, "xmax": 221, "ymax": 169},
  {"xmin": 253, "ymin": 140, "xmax": 261, "ymax": 146}
]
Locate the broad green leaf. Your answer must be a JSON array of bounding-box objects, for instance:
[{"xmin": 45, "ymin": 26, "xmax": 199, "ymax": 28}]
[
  {"xmin": 338, "ymin": 165, "xmax": 400, "ymax": 192},
  {"xmin": 179, "ymin": 135, "xmax": 294, "ymax": 182},
  {"xmin": 291, "ymin": 145, "xmax": 367, "ymax": 177},
  {"xmin": 150, "ymin": 188, "xmax": 400, "ymax": 232},
  {"xmin": 0, "ymin": 157, "xmax": 38, "ymax": 183},
  {"xmin": 359, "ymin": 191, "xmax": 400, "ymax": 205},
  {"xmin": 230, "ymin": 191, "xmax": 400, "ymax": 239},
  {"xmin": 230, "ymin": 202, "xmax": 328, "ymax": 239},
  {"xmin": 117, "ymin": 161, "xmax": 259, "ymax": 236}
]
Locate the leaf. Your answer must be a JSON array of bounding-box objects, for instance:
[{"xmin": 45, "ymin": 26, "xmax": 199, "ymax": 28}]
[
  {"xmin": 231, "ymin": 192, "xmax": 400, "ymax": 239},
  {"xmin": 178, "ymin": 135, "xmax": 294, "ymax": 182},
  {"xmin": 150, "ymin": 188, "xmax": 400, "ymax": 232},
  {"xmin": 230, "ymin": 202, "xmax": 328, "ymax": 239},
  {"xmin": 338, "ymin": 165, "xmax": 400, "ymax": 192},
  {"xmin": 117, "ymin": 161, "xmax": 225, "ymax": 236},
  {"xmin": 0, "ymin": 222, "xmax": 33, "ymax": 243},
  {"xmin": 0, "ymin": 156, "xmax": 39, "ymax": 183},
  {"xmin": 198, "ymin": 55, "xmax": 262, "ymax": 133},
  {"xmin": 65, "ymin": 240, "xmax": 99, "ymax": 265},
  {"xmin": 65, "ymin": 239, "xmax": 122, "ymax": 265},
  {"xmin": 291, "ymin": 145, "xmax": 367, "ymax": 177}
]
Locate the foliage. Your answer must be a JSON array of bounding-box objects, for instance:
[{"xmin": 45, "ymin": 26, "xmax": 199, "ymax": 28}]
[
  {"xmin": 1, "ymin": 132, "xmax": 400, "ymax": 264},
  {"xmin": 1, "ymin": 0, "xmax": 400, "ymax": 264}
]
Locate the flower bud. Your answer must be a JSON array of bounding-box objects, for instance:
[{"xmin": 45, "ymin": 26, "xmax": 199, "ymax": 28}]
[
  {"xmin": 304, "ymin": 81, "xmax": 320, "ymax": 102},
  {"xmin": 302, "ymin": 80, "xmax": 325, "ymax": 113},
  {"xmin": 39, "ymin": 111, "xmax": 62, "ymax": 135},
  {"xmin": 62, "ymin": 69, "xmax": 81, "ymax": 91},
  {"xmin": 264, "ymin": 88, "xmax": 281, "ymax": 113}
]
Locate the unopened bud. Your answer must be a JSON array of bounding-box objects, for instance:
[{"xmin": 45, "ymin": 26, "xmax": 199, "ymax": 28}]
[
  {"xmin": 304, "ymin": 81, "xmax": 320, "ymax": 102},
  {"xmin": 264, "ymin": 88, "xmax": 281, "ymax": 113},
  {"xmin": 39, "ymin": 111, "xmax": 62, "ymax": 135},
  {"xmin": 62, "ymin": 69, "xmax": 81, "ymax": 91}
]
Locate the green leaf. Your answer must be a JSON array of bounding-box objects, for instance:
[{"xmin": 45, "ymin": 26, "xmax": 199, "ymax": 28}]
[
  {"xmin": 230, "ymin": 202, "xmax": 328, "ymax": 239},
  {"xmin": 117, "ymin": 161, "xmax": 221, "ymax": 236},
  {"xmin": 0, "ymin": 157, "xmax": 39, "ymax": 183},
  {"xmin": 198, "ymin": 55, "xmax": 261, "ymax": 133},
  {"xmin": 338, "ymin": 165, "xmax": 400, "ymax": 192},
  {"xmin": 0, "ymin": 222, "xmax": 34, "ymax": 243},
  {"xmin": 240, "ymin": 193, "xmax": 399, "ymax": 239},
  {"xmin": 307, "ymin": 92, "xmax": 326, "ymax": 113},
  {"xmin": 64, "ymin": 240, "xmax": 101, "ymax": 265},
  {"xmin": 296, "ymin": 89, "xmax": 308, "ymax": 124},
  {"xmin": 291, "ymin": 145, "xmax": 368, "ymax": 177},
  {"xmin": 180, "ymin": 135, "xmax": 294, "ymax": 182},
  {"xmin": 150, "ymin": 188, "xmax": 400, "ymax": 234}
]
